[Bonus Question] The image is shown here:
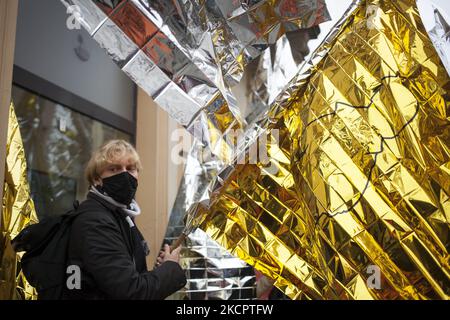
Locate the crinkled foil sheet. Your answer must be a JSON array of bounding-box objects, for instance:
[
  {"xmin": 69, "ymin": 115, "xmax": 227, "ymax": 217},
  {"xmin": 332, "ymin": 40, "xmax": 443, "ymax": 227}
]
[
  {"xmin": 164, "ymin": 141, "xmax": 256, "ymax": 300},
  {"xmin": 60, "ymin": 0, "xmax": 329, "ymax": 161},
  {"xmin": 0, "ymin": 103, "xmax": 38, "ymax": 300},
  {"xmin": 187, "ymin": 0, "xmax": 450, "ymax": 299},
  {"xmin": 165, "ymin": 23, "xmax": 320, "ymax": 298},
  {"xmin": 417, "ymin": 0, "xmax": 450, "ymax": 77},
  {"xmin": 178, "ymin": 228, "xmax": 256, "ymax": 300},
  {"xmin": 165, "ymin": 224, "xmax": 256, "ymax": 300}
]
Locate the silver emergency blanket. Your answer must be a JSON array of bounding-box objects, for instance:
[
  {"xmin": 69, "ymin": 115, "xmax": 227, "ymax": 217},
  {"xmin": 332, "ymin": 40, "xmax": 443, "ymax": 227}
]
[
  {"xmin": 60, "ymin": 0, "xmax": 330, "ymax": 153},
  {"xmin": 417, "ymin": 0, "xmax": 450, "ymax": 76}
]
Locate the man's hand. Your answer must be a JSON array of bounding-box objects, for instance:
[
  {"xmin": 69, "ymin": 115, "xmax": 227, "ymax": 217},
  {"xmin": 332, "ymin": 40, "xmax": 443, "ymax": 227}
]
[{"xmin": 156, "ymin": 244, "xmax": 181, "ymax": 267}]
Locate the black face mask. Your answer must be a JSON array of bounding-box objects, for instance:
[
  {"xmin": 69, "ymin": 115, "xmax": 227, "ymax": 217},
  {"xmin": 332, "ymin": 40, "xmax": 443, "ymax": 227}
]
[{"xmin": 98, "ymin": 171, "xmax": 138, "ymax": 206}]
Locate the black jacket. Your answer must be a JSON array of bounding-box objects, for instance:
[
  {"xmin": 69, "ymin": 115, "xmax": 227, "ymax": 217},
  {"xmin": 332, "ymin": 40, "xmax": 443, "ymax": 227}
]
[{"xmin": 63, "ymin": 192, "xmax": 186, "ymax": 299}]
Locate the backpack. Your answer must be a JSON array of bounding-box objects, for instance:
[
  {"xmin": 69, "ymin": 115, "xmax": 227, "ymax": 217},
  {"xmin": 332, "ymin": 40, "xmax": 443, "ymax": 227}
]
[{"xmin": 11, "ymin": 201, "xmax": 83, "ymax": 300}]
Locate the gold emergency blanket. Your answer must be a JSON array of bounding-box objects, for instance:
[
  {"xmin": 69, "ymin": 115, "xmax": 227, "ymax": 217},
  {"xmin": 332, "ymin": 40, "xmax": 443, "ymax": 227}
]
[
  {"xmin": 189, "ymin": 0, "xmax": 450, "ymax": 299},
  {"xmin": 0, "ymin": 103, "xmax": 38, "ymax": 300}
]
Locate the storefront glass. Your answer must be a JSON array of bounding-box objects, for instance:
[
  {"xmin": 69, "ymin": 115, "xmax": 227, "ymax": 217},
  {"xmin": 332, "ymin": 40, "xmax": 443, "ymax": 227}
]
[{"xmin": 11, "ymin": 85, "xmax": 132, "ymax": 220}]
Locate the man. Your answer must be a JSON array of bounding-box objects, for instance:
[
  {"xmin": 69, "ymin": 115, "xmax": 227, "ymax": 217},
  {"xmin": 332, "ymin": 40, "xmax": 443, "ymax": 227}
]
[{"xmin": 64, "ymin": 139, "xmax": 186, "ymax": 299}]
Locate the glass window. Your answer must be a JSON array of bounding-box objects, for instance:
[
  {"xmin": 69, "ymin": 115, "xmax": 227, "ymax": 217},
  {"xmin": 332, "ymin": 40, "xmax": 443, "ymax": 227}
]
[{"xmin": 11, "ymin": 85, "xmax": 132, "ymax": 220}]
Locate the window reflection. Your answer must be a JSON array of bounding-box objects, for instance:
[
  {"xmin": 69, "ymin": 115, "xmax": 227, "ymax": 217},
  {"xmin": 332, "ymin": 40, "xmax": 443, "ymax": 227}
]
[{"xmin": 11, "ymin": 85, "xmax": 132, "ymax": 219}]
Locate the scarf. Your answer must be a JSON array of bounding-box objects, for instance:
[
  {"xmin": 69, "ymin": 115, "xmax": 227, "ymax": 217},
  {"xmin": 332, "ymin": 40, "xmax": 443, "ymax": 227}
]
[{"xmin": 89, "ymin": 186, "xmax": 141, "ymax": 220}]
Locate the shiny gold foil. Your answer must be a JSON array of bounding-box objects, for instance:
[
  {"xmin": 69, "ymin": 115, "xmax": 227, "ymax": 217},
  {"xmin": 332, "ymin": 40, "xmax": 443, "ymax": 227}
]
[
  {"xmin": 188, "ymin": 0, "xmax": 450, "ymax": 299},
  {"xmin": 0, "ymin": 103, "xmax": 38, "ymax": 300}
]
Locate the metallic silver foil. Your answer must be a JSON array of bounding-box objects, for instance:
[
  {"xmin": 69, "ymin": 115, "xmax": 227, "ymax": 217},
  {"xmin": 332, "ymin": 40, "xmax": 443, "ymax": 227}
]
[
  {"xmin": 417, "ymin": 0, "xmax": 450, "ymax": 76},
  {"xmin": 61, "ymin": 0, "xmax": 108, "ymax": 35},
  {"xmin": 166, "ymin": 228, "xmax": 256, "ymax": 300},
  {"xmin": 59, "ymin": 0, "xmax": 330, "ymax": 158}
]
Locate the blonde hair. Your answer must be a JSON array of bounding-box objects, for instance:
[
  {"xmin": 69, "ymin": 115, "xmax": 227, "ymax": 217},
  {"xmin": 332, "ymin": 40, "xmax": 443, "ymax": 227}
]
[{"xmin": 85, "ymin": 139, "xmax": 142, "ymax": 186}]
